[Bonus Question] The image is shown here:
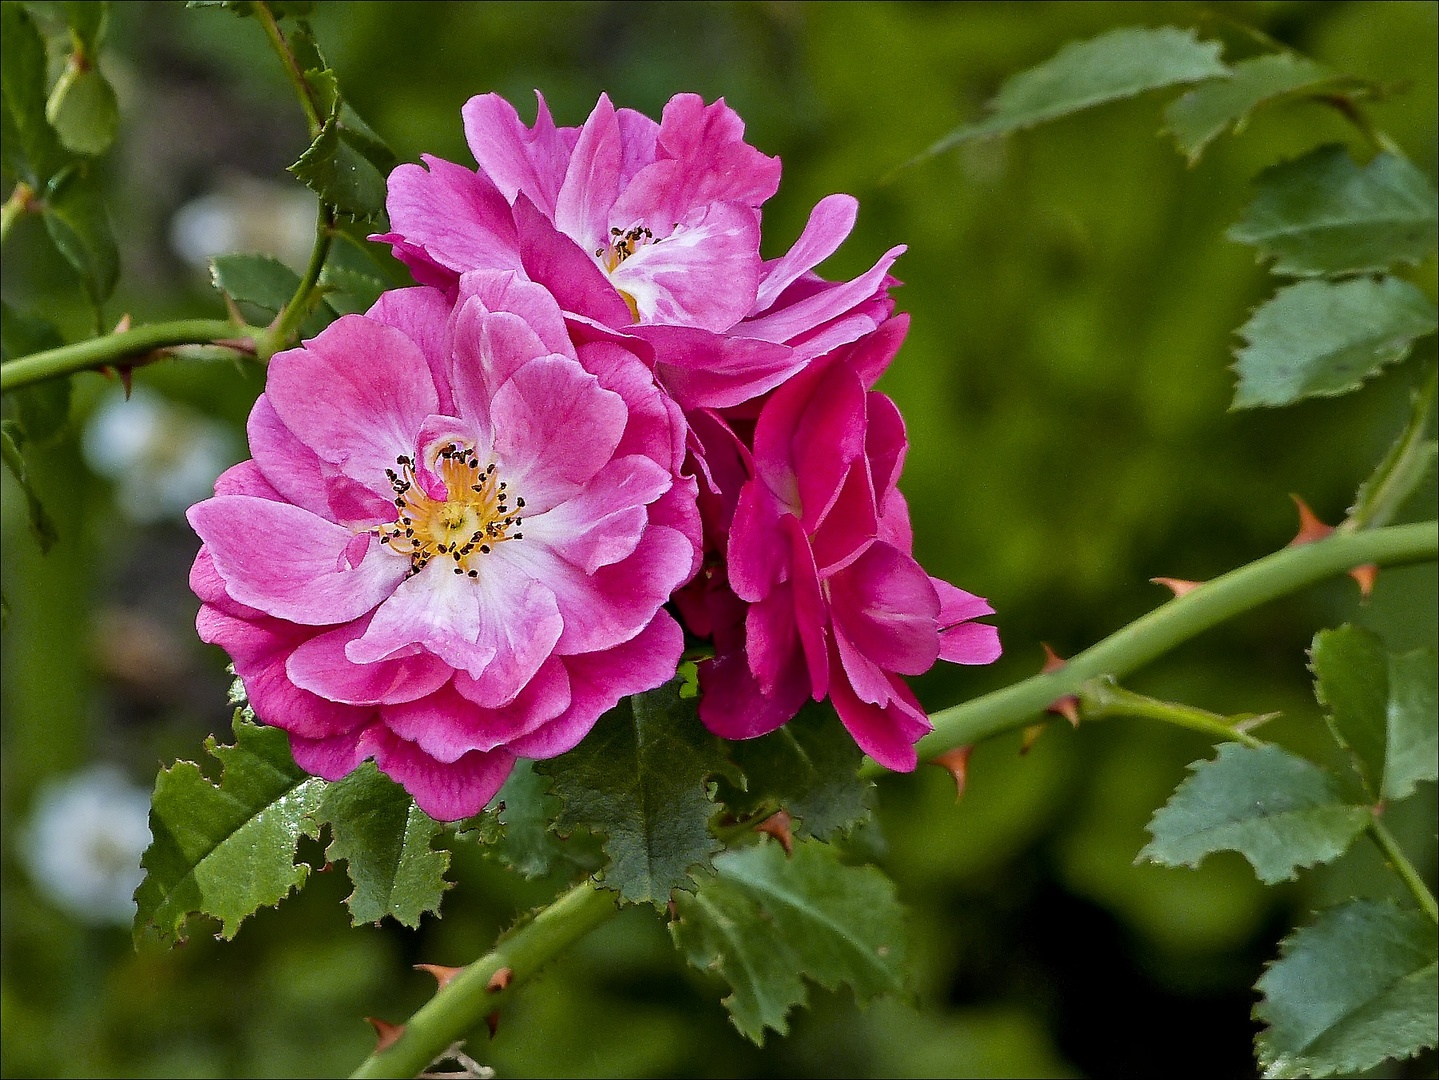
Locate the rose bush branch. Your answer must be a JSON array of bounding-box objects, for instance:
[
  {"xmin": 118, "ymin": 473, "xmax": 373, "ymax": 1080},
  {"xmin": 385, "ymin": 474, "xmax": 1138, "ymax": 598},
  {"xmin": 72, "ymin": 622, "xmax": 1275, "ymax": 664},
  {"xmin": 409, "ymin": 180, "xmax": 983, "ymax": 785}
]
[
  {"xmin": 343, "ymin": 519, "xmax": 1434, "ymax": 1079},
  {"xmin": 0, "ymin": 319, "xmax": 266, "ymax": 393}
]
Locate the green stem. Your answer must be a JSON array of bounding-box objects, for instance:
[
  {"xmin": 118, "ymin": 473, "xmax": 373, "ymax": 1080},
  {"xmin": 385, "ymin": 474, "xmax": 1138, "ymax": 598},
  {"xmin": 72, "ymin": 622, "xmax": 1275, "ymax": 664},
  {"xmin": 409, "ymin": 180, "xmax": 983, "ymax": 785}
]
[
  {"xmin": 0, "ymin": 320, "xmax": 262, "ymax": 393},
  {"xmin": 349, "ymin": 880, "xmax": 620, "ymax": 1079},
  {"xmin": 266, "ymin": 204, "xmax": 336, "ymax": 355},
  {"xmin": 1, "ymin": 182, "xmax": 34, "ymax": 244},
  {"xmin": 860, "ymin": 522, "xmax": 1437, "ymax": 777},
  {"xmin": 255, "ymin": 2, "xmax": 323, "ymax": 136},
  {"xmin": 1075, "ymin": 677, "xmax": 1267, "ymax": 749},
  {"xmin": 1368, "ymin": 816, "xmax": 1439, "ymax": 923},
  {"xmin": 1340, "ymin": 363, "xmax": 1437, "ymax": 533}
]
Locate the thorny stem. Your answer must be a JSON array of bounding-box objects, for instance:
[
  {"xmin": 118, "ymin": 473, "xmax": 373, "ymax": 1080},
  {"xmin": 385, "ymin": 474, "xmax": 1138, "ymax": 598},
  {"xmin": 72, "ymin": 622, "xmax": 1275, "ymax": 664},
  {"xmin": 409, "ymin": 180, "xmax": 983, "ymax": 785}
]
[
  {"xmin": 267, "ymin": 203, "xmax": 337, "ymax": 355},
  {"xmin": 350, "ymin": 880, "xmax": 620, "ymax": 1079},
  {"xmin": 1075, "ymin": 677, "xmax": 1268, "ymax": 749},
  {"xmin": 255, "ymin": 2, "xmax": 324, "ymax": 136},
  {"xmin": 0, "ymin": 319, "xmax": 264, "ymax": 393},
  {"xmin": 349, "ymin": 521, "xmax": 1436, "ymax": 1078},
  {"xmin": 1368, "ymin": 816, "xmax": 1439, "ymax": 924}
]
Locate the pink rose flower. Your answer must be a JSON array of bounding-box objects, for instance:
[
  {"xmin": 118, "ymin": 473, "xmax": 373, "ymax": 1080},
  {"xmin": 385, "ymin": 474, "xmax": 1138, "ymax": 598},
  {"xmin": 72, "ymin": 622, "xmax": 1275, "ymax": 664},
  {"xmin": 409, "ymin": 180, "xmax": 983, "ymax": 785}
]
[
  {"xmin": 187, "ymin": 272, "xmax": 699, "ymax": 820},
  {"xmin": 377, "ymin": 92, "xmax": 904, "ymax": 411},
  {"xmin": 679, "ymin": 320, "xmax": 1001, "ymax": 772}
]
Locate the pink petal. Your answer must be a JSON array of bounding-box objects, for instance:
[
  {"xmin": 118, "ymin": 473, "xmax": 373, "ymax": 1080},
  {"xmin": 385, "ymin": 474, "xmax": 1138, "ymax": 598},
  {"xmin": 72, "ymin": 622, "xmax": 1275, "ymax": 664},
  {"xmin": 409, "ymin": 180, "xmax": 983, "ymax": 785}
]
[
  {"xmin": 490, "ymin": 355, "xmax": 629, "ymax": 503},
  {"xmin": 752, "ymin": 194, "xmax": 858, "ymax": 314},
  {"xmin": 736, "ymin": 245, "xmax": 904, "ymax": 345},
  {"xmin": 864, "ymin": 391, "xmax": 907, "ymax": 501},
  {"xmin": 828, "ymin": 541, "xmax": 941, "ymax": 677},
  {"xmin": 448, "ymin": 302, "xmax": 551, "ymax": 428},
  {"xmin": 366, "ymin": 285, "xmax": 458, "ymax": 414},
  {"xmin": 506, "ymin": 613, "xmax": 684, "ymax": 758},
  {"xmin": 523, "ymin": 454, "xmax": 672, "ymax": 574},
  {"xmin": 197, "ymin": 604, "xmax": 370, "ymax": 739},
  {"xmin": 366, "ymin": 725, "xmax": 516, "ymax": 821},
  {"xmin": 609, "ymin": 202, "xmax": 761, "ymax": 332},
  {"xmin": 698, "ymin": 604, "xmax": 809, "ymax": 743},
  {"xmin": 785, "ymin": 514, "xmax": 831, "ymax": 700},
  {"xmin": 265, "ymin": 315, "xmax": 438, "ymax": 491},
  {"xmin": 456, "ymin": 269, "xmax": 576, "ymax": 359},
  {"xmin": 727, "ymin": 482, "xmax": 792, "ymax": 603},
  {"xmin": 513, "ymin": 194, "xmax": 634, "ymax": 326},
  {"xmin": 285, "ymin": 617, "xmax": 453, "ymax": 706},
  {"xmin": 383, "ymin": 664, "xmax": 567, "ymax": 761},
  {"xmin": 932, "ymin": 577, "xmax": 1002, "ymax": 665},
  {"xmin": 809, "ymin": 461, "xmax": 878, "ymax": 577},
  {"xmin": 189, "ymin": 495, "xmax": 405, "ymax": 624},
  {"xmin": 462, "ymin": 91, "xmax": 572, "ymax": 217},
  {"xmin": 745, "ymin": 584, "xmax": 801, "ymax": 695},
  {"xmin": 384, "ymin": 155, "xmax": 520, "ymax": 274},
  {"xmin": 640, "ymin": 325, "xmax": 799, "ymax": 411},
  {"xmin": 289, "ymin": 728, "xmax": 373, "ymax": 782},
  {"xmin": 191, "ymin": 545, "xmax": 264, "ymax": 620},
  {"xmin": 554, "ymin": 93, "xmax": 622, "ymax": 253},
  {"xmin": 827, "ymin": 655, "xmax": 930, "ymax": 773},
  {"xmin": 842, "ymin": 312, "xmax": 908, "ymax": 389}
]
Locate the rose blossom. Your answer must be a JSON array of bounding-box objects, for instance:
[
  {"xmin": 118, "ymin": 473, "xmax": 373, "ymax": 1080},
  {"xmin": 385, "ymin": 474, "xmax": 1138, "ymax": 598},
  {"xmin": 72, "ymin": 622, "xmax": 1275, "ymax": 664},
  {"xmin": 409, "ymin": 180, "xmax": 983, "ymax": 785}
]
[
  {"xmin": 678, "ymin": 319, "xmax": 1001, "ymax": 771},
  {"xmin": 378, "ymin": 91, "xmax": 904, "ymax": 411},
  {"xmin": 188, "ymin": 271, "xmax": 699, "ymax": 820}
]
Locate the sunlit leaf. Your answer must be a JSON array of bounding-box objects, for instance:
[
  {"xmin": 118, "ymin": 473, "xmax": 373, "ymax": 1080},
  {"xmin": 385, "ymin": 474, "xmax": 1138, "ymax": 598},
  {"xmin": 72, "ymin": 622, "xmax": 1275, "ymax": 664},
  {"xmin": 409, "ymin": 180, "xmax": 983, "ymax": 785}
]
[
  {"xmin": 1381, "ymin": 647, "xmax": 1438, "ymax": 802},
  {"xmin": 41, "ymin": 168, "xmax": 119, "ymax": 304},
  {"xmin": 1140, "ymin": 742, "xmax": 1369, "ymax": 884},
  {"xmin": 134, "ymin": 714, "xmax": 324, "ymax": 944},
  {"xmin": 0, "ymin": 420, "xmax": 59, "ymax": 553},
  {"xmin": 911, "ymin": 26, "xmax": 1228, "ymax": 160},
  {"xmin": 1311, "ymin": 625, "xmax": 1390, "ymax": 799},
  {"xmin": 1, "ymin": 2, "xmax": 64, "ymax": 185},
  {"xmin": 670, "ymin": 838, "xmax": 906, "ymax": 1044},
  {"xmin": 1229, "ymin": 145, "xmax": 1438, "ymax": 277},
  {"xmin": 1232, "ymin": 277, "xmax": 1437, "ymax": 409},
  {"xmin": 1164, "ymin": 53, "xmax": 1345, "ymax": 165},
  {"xmin": 1255, "ymin": 899, "xmax": 1437, "ymax": 1078},
  {"xmin": 717, "ymin": 703, "xmax": 873, "ymax": 840},
  {"xmin": 314, "ymin": 762, "xmax": 451, "ymax": 929},
  {"xmin": 536, "ymin": 679, "xmax": 738, "ymax": 907}
]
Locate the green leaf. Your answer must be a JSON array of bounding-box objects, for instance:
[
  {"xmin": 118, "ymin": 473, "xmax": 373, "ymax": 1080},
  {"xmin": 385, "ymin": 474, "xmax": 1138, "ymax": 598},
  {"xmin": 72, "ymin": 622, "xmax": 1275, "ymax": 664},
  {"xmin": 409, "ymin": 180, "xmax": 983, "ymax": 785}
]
[
  {"xmin": 0, "ymin": 420, "xmax": 59, "ymax": 552},
  {"xmin": 1232, "ymin": 277, "xmax": 1437, "ymax": 409},
  {"xmin": 58, "ymin": 1, "xmax": 108, "ymax": 53},
  {"xmin": 134, "ymin": 714, "xmax": 325, "ymax": 944},
  {"xmin": 1255, "ymin": 899, "xmax": 1437, "ymax": 1078},
  {"xmin": 1228, "ymin": 145, "xmax": 1439, "ymax": 277},
  {"xmin": 483, "ymin": 759, "xmax": 601, "ymax": 880},
  {"xmin": 1347, "ymin": 365, "xmax": 1437, "ymax": 531},
  {"xmin": 41, "ymin": 168, "xmax": 119, "ymax": 304},
  {"xmin": 1, "ymin": 2, "xmax": 64, "ymax": 185},
  {"xmin": 717, "ymin": 702, "xmax": 873, "ymax": 841},
  {"xmin": 288, "ymin": 112, "xmax": 388, "ymax": 221},
  {"xmin": 313, "ymin": 762, "xmax": 451, "ymax": 928},
  {"xmin": 535, "ymin": 679, "xmax": 738, "ymax": 907},
  {"xmin": 1139, "ymin": 742, "xmax": 1369, "ymax": 884},
  {"xmin": 186, "ymin": 1, "xmax": 315, "ymax": 18},
  {"xmin": 45, "ymin": 63, "xmax": 119, "ymax": 157},
  {"xmin": 1311, "ymin": 625, "xmax": 1391, "ymax": 799},
  {"xmin": 1163, "ymin": 53, "xmax": 1344, "ymax": 165},
  {"xmin": 1381, "ymin": 647, "xmax": 1438, "ymax": 802},
  {"xmin": 670, "ymin": 838, "xmax": 907, "ymax": 1044},
  {"xmin": 912, "ymin": 26, "xmax": 1228, "ymax": 159},
  {"xmin": 209, "ymin": 252, "xmax": 332, "ymax": 335}
]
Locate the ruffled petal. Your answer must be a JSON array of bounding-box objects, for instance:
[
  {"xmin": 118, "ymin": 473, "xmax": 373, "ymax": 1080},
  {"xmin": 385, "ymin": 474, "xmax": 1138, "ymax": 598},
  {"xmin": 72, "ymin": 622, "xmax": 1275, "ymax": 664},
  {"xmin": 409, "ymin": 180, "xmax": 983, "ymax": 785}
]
[
  {"xmin": 367, "ymin": 726, "xmax": 516, "ymax": 821},
  {"xmin": 462, "ymin": 90, "xmax": 573, "ymax": 217},
  {"xmin": 384, "ymin": 155, "xmax": 520, "ymax": 274},
  {"xmin": 752, "ymin": 193, "xmax": 858, "ymax": 314},
  {"xmin": 286, "ymin": 616, "xmax": 453, "ymax": 706},
  {"xmin": 828, "ymin": 541, "xmax": 940, "ymax": 678}
]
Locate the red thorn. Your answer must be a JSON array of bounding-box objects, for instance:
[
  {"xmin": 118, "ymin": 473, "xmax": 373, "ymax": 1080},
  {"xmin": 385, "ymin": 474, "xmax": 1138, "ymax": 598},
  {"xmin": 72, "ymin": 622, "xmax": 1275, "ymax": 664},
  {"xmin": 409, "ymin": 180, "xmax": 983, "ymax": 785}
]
[
  {"xmin": 486, "ymin": 1011, "xmax": 500, "ymax": 1039},
  {"xmin": 1019, "ymin": 722, "xmax": 1047, "ymax": 755},
  {"xmin": 365, "ymin": 1017, "xmax": 404, "ymax": 1053},
  {"xmin": 112, "ymin": 313, "xmax": 132, "ymax": 335},
  {"xmin": 666, "ymin": 898, "xmax": 678, "ymax": 921},
  {"xmin": 1040, "ymin": 643, "xmax": 1066, "ymax": 674},
  {"xmin": 1349, "ymin": 563, "xmax": 1378, "ymax": 599},
  {"xmin": 930, "ymin": 745, "xmax": 974, "ymax": 801},
  {"xmin": 1038, "ymin": 645, "xmax": 1079, "ymax": 728},
  {"xmin": 415, "ymin": 963, "xmax": 464, "ymax": 991},
  {"xmin": 119, "ymin": 366, "xmax": 135, "ymax": 400},
  {"xmin": 755, "ymin": 810, "xmax": 794, "ymax": 856},
  {"xmin": 1288, "ymin": 494, "xmax": 1335, "ymax": 547},
  {"xmin": 1151, "ymin": 576, "xmax": 1202, "ymax": 598},
  {"xmin": 486, "ymin": 966, "xmax": 512, "ymax": 993}
]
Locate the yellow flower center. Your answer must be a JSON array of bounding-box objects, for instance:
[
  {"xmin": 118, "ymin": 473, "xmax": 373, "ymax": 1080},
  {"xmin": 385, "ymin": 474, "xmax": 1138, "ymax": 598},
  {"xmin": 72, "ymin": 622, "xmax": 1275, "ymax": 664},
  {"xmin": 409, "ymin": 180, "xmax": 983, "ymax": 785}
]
[
  {"xmin": 596, "ymin": 224, "xmax": 652, "ymax": 322},
  {"xmin": 376, "ymin": 445, "xmax": 524, "ymax": 579}
]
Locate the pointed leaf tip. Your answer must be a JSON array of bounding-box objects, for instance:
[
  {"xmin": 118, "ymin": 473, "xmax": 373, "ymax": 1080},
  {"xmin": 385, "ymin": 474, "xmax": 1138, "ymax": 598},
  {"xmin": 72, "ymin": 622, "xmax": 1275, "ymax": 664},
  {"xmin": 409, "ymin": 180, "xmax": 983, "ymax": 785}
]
[
  {"xmin": 755, "ymin": 810, "xmax": 795, "ymax": 856},
  {"xmin": 1152, "ymin": 576, "xmax": 1203, "ymax": 598},
  {"xmin": 365, "ymin": 1017, "xmax": 404, "ymax": 1053},
  {"xmin": 930, "ymin": 745, "xmax": 975, "ymax": 801}
]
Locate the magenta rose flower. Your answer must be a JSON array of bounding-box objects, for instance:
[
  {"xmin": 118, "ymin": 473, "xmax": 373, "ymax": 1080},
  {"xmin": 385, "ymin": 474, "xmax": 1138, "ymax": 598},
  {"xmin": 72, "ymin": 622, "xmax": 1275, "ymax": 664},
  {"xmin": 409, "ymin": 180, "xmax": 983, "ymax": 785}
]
[
  {"xmin": 187, "ymin": 271, "xmax": 699, "ymax": 820},
  {"xmin": 679, "ymin": 321, "xmax": 1001, "ymax": 772},
  {"xmin": 377, "ymin": 91, "xmax": 904, "ymax": 410}
]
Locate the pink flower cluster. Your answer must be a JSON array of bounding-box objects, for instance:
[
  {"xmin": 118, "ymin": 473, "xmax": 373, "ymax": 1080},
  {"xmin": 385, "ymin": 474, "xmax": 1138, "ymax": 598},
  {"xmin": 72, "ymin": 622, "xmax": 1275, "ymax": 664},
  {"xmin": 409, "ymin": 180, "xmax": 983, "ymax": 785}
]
[{"xmin": 189, "ymin": 92, "xmax": 998, "ymax": 820}]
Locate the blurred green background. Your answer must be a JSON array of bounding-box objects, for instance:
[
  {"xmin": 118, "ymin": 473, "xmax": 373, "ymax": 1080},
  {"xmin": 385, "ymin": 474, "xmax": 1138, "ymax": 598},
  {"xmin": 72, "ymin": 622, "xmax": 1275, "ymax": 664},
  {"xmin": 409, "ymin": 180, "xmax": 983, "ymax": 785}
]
[{"xmin": 2, "ymin": 1, "xmax": 1436, "ymax": 1076}]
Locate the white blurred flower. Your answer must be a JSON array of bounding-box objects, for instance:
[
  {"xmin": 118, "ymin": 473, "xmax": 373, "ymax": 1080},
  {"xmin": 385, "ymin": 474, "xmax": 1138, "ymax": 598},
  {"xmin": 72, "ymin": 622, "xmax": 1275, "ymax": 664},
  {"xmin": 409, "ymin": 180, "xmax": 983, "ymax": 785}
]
[
  {"xmin": 170, "ymin": 174, "xmax": 317, "ymax": 272},
  {"xmin": 82, "ymin": 386, "xmax": 238, "ymax": 523},
  {"xmin": 21, "ymin": 765, "xmax": 152, "ymax": 926}
]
